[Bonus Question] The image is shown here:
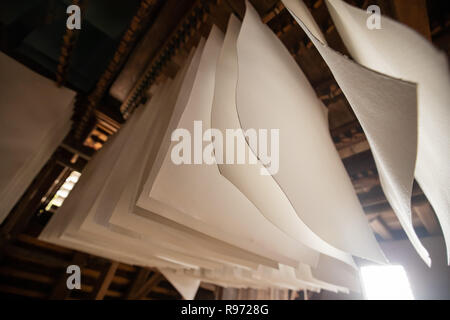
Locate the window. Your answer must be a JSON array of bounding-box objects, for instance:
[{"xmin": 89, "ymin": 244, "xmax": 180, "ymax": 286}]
[
  {"xmin": 360, "ymin": 265, "xmax": 414, "ymax": 300},
  {"xmin": 45, "ymin": 171, "xmax": 81, "ymax": 210}
]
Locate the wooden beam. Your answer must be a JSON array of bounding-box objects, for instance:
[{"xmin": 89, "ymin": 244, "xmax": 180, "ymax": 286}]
[
  {"xmin": 92, "ymin": 261, "xmax": 119, "ymax": 300},
  {"xmin": 338, "ymin": 140, "xmax": 370, "ymax": 159},
  {"xmin": 3, "ymin": 244, "xmax": 69, "ymax": 269},
  {"xmin": 200, "ymin": 282, "xmax": 217, "ymax": 292},
  {"xmin": 413, "ymin": 203, "xmax": 440, "ymax": 235},
  {"xmin": 120, "ymin": 0, "xmax": 210, "ymax": 118},
  {"xmin": 0, "ymin": 285, "xmax": 46, "ymax": 299},
  {"xmin": 369, "ymin": 216, "xmax": 394, "ymax": 240},
  {"xmin": 49, "ymin": 252, "xmax": 88, "ymax": 300},
  {"xmin": 359, "ymin": 185, "xmax": 424, "ymax": 208},
  {"xmin": 82, "ymin": 268, "xmax": 130, "ymax": 286},
  {"xmin": 80, "ymin": 285, "xmax": 121, "ymax": 298},
  {"xmin": 366, "ymin": 202, "xmax": 425, "ymax": 231},
  {"xmin": 125, "ymin": 268, "xmax": 152, "ymax": 299},
  {"xmin": 214, "ymin": 286, "xmax": 223, "ymax": 300},
  {"xmin": 74, "ymin": 0, "xmax": 158, "ymax": 140},
  {"xmin": 16, "ymin": 233, "xmax": 73, "ymax": 255},
  {"xmin": 0, "ymin": 266, "xmax": 53, "ymax": 284},
  {"xmin": 151, "ymin": 285, "xmax": 180, "ymax": 297},
  {"xmin": 261, "ymin": 1, "xmax": 285, "ymax": 24},
  {"xmin": 117, "ymin": 263, "xmax": 138, "ymax": 273},
  {"xmin": 55, "ymin": 0, "xmax": 85, "ymax": 86},
  {"xmin": 390, "ymin": 0, "xmax": 431, "ymax": 40},
  {"xmin": 110, "ymin": 0, "xmax": 196, "ymax": 102},
  {"xmin": 133, "ymin": 272, "xmax": 164, "ymax": 299}
]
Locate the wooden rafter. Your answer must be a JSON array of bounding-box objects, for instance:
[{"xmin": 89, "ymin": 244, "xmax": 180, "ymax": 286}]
[
  {"xmin": 136, "ymin": 273, "xmax": 164, "ymax": 299},
  {"xmin": 74, "ymin": 0, "xmax": 159, "ymax": 140},
  {"xmin": 119, "ymin": 0, "xmax": 211, "ymax": 118},
  {"xmin": 50, "ymin": 252, "xmax": 88, "ymax": 300},
  {"xmin": 125, "ymin": 268, "xmax": 153, "ymax": 299},
  {"xmin": 129, "ymin": 272, "xmax": 164, "ymax": 299},
  {"xmin": 91, "ymin": 261, "xmax": 119, "ymax": 300},
  {"xmin": 55, "ymin": 0, "xmax": 86, "ymax": 86}
]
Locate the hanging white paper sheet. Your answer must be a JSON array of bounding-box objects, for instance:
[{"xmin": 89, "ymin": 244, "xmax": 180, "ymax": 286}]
[
  {"xmin": 86, "ymin": 57, "xmax": 275, "ymax": 270},
  {"xmin": 159, "ymin": 268, "xmax": 201, "ymax": 300},
  {"xmin": 312, "ymin": 254, "xmax": 361, "ymax": 292},
  {"xmin": 295, "ymin": 263, "xmax": 350, "ymax": 294},
  {"xmin": 41, "ymin": 82, "xmax": 223, "ymax": 269},
  {"xmin": 234, "ymin": 1, "xmax": 385, "ymax": 264},
  {"xmin": 283, "ymin": 0, "xmax": 448, "ymax": 265},
  {"xmin": 105, "ymin": 41, "xmax": 282, "ymax": 270},
  {"xmin": 136, "ymin": 25, "xmax": 323, "ymax": 269},
  {"xmin": 0, "ymin": 52, "xmax": 75, "ymax": 223},
  {"xmin": 211, "ymin": 13, "xmax": 357, "ymax": 267},
  {"xmin": 42, "ymin": 77, "xmax": 257, "ymax": 270},
  {"xmin": 40, "ymin": 13, "xmax": 359, "ymax": 292},
  {"xmin": 324, "ymin": 0, "xmax": 450, "ymax": 264},
  {"xmin": 41, "ymin": 47, "xmax": 279, "ymax": 272}
]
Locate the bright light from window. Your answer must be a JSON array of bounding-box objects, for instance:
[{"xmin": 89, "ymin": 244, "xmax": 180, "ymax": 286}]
[
  {"xmin": 360, "ymin": 265, "xmax": 414, "ymax": 300},
  {"xmin": 56, "ymin": 189, "xmax": 69, "ymax": 198},
  {"xmin": 45, "ymin": 171, "xmax": 81, "ymax": 210}
]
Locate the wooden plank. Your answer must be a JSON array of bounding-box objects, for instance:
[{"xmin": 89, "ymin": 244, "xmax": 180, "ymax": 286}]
[
  {"xmin": 413, "ymin": 203, "xmax": 440, "ymax": 235},
  {"xmin": 200, "ymin": 282, "xmax": 216, "ymax": 292},
  {"xmin": 49, "ymin": 252, "xmax": 88, "ymax": 300},
  {"xmin": 55, "ymin": 0, "xmax": 85, "ymax": 86},
  {"xmin": 110, "ymin": 0, "xmax": 196, "ymax": 101},
  {"xmin": 367, "ymin": 203, "xmax": 424, "ymax": 230},
  {"xmin": 151, "ymin": 286, "xmax": 180, "ymax": 297},
  {"xmin": 134, "ymin": 273, "xmax": 164, "ymax": 299},
  {"xmin": 16, "ymin": 233, "xmax": 73, "ymax": 255},
  {"xmin": 338, "ymin": 140, "xmax": 370, "ymax": 159},
  {"xmin": 79, "ymin": 284, "xmax": 122, "ymax": 298},
  {"xmin": 0, "ymin": 284, "xmax": 46, "ymax": 299},
  {"xmin": 390, "ymin": 0, "xmax": 431, "ymax": 40},
  {"xmin": 214, "ymin": 286, "xmax": 223, "ymax": 300},
  {"xmin": 125, "ymin": 268, "xmax": 152, "ymax": 299},
  {"xmin": 0, "ymin": 266, "xmax": 53, "ymax": 284},
  {"xmin": 369, "ymin": 216, "xmax": 394, "ymax": 240},
  {"xmin": 92, "ymin": 261, "xmax": 119, "ymax": 300},
  {"xmin": 3, "ymin": 244, "xmax": 70, "ymax": 269},
  {"xmin": 120, "ymin": 0, "xmax": 210, "ymax": 117},
  {"xmin": 359, "ymin": 185, "xmax": 424, "ymax": 208},
  {"xmin": 82, "ymin": 268, "xmax": 130, "ymax": 286},
  {"xmin": 118, "ymin": 263, "xmax": 138, "ymax": 273}
]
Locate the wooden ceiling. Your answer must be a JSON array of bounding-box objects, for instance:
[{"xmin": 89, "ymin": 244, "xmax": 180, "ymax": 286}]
[{"xmin": 0, "ymin": 0, "xmax": 448, "ymax": 299}]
